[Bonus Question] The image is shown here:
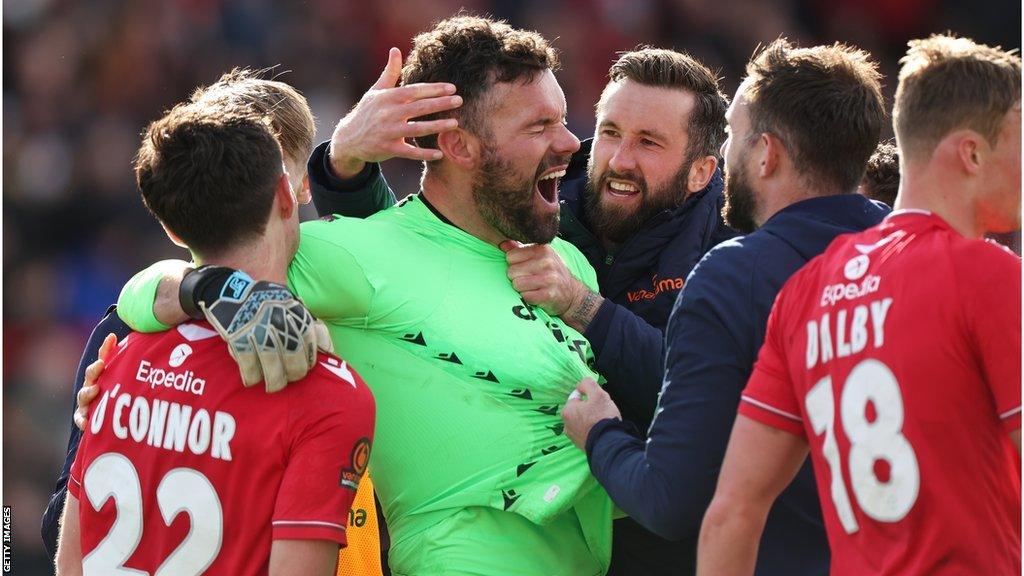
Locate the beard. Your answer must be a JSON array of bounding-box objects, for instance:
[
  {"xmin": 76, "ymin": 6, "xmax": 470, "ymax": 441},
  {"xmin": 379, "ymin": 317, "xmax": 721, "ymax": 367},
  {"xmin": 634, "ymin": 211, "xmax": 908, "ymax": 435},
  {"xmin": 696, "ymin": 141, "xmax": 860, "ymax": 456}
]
[
  {"xmin": 583, "ymin": 159, "xmax": 690, "ymax": 245},
  {"xmin": 472, "ymin": 144, "xmax": 563, "ymax": 244},
  {"xmin": 722, "ymin": 158, "xmax": 759, "ymax": 234}
]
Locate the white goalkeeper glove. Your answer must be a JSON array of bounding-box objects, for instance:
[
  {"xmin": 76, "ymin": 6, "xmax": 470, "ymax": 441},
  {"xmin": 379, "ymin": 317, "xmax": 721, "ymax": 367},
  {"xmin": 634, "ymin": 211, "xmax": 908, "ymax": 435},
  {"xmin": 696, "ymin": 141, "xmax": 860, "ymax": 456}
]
[{"xmin": 180, "ymin": 266, "xmax": 333, "ymax": 392}]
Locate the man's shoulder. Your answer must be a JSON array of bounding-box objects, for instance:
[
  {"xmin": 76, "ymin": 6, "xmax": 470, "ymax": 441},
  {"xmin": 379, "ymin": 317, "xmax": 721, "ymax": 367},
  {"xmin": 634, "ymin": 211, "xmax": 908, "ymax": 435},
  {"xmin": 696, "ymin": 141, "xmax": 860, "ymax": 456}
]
[
  {"xmin": 696, "ymin": 232, "xmax": 774, "ymax": 276},
  {"xmin": 683, "ymin": 229, "xmax": 793, "ymax": 307},
  {"xmin": 304, "ymin": 353, "xmax": 372, "ymax": 400},
  {"xmin": 299, "ymin": 203, "xmax": 410, "ymax": 250},
  {"xmin": 949, "ymin": 233, "xmax": 1021, "ymax": 267}
]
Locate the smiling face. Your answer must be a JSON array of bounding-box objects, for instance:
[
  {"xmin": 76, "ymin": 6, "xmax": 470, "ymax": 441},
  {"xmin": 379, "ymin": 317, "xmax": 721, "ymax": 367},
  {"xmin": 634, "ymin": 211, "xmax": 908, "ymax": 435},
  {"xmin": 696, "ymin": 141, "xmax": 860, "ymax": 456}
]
[
  {"xmin": 471, "ymin": 70, "xmax": 580, "ymax": 243},
  {"xmin": 585, "ymin": 79, "xmax": 696, "ymax": 244}
]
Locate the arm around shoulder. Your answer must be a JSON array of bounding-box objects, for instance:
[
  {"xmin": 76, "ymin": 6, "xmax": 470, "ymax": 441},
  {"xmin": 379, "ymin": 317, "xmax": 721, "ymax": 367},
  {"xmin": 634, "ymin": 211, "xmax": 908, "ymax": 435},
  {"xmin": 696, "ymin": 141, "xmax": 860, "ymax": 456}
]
[{"xmin": 117, "ymin": 259, "xmax": 193, "ymax": 332}]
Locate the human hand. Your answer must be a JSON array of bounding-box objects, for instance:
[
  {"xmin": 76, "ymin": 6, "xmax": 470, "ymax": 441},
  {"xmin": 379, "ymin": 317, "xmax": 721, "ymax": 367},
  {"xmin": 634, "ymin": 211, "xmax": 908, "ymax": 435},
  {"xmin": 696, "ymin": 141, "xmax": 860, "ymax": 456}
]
[
  {"xmin": 328, "ymin": 47, "xmax": 463, "ymax": 178},
  {"xmin": 562, "ymin": 378, "xmax": 621, "ymax": 451},
  {"xmin": 182, "ymin": 267, "xmax": 321, "ymax": 393},
  {"xmin": 501, "ymin": 241, "xmax": 592, "ymax": 317},
  {"xmin": 74, "ymin": 333, "xmax": 118, "ymax": 431}
]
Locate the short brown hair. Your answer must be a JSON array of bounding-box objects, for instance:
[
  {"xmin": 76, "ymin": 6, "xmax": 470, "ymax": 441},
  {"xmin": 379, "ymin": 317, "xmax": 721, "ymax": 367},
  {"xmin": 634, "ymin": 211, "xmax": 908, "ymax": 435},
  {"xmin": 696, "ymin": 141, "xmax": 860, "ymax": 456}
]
[
  {"xmin": 743, "ymin": 39, "xmax": 885, "ymax": 194},
  {"xmin": 402, "ymin": 15, "xmax": 559, "ymax": 150},
  {"xmin": 135, "ymin": 103, "xmax": 283, "ymax": 256},
  {"xmin": 862, "ymin": 140, "xmax": 900, "ymax": 206},
  {"xmin": 607, "ymin": 48, "xmax": 728, "ymax": 165},
  {"xmin": 894, "ymin": 35, "xmax": 1021, "ymax": 161},
  {"xmin": 191, "ymin": 68, "xmax": 316, "ymax": 166}
]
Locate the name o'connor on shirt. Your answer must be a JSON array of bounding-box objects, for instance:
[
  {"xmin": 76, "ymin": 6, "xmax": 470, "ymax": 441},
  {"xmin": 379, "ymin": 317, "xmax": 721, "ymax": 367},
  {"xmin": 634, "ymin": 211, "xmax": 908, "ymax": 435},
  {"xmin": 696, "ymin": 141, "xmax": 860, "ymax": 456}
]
[
  {"xmin": 87, "ymin": 368, "xmax": 236, "ymax": 462},
  {"xmin": 806, "ymin": 297, "xmax": 893, "ymax": 370}
]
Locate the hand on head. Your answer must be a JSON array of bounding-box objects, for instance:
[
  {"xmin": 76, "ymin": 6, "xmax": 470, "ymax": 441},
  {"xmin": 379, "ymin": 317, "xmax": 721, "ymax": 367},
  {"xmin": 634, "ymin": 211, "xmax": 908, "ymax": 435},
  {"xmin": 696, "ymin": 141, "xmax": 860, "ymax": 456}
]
[{"xmin": 328, "ymin": 48, "xmax": 464, "ymax": 178}]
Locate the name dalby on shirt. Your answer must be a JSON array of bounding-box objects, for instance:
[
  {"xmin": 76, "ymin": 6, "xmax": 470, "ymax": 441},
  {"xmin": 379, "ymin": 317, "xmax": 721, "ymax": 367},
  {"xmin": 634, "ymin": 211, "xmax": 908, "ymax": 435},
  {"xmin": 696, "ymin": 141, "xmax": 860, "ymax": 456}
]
[{"xmin": 806, "ymin": 297, "xmax": 893, "ymax": 370}]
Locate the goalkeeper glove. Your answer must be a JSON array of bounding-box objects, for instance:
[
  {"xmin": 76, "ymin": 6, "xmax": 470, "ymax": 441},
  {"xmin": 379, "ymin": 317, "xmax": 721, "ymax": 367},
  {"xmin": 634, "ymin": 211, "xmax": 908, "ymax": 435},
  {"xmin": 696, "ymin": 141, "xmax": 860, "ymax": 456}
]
[{"xmin": 179, "ymin": 266, "xmax": 332, "ymax": 392}]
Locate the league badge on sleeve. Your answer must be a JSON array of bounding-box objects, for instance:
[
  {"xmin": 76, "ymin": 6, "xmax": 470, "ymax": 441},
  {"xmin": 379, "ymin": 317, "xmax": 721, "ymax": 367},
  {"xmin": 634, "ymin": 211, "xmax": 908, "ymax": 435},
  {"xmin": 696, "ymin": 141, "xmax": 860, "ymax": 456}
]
[{"xmin": 341, "ymin": 437, "xmax": 371, "ymax": 491}]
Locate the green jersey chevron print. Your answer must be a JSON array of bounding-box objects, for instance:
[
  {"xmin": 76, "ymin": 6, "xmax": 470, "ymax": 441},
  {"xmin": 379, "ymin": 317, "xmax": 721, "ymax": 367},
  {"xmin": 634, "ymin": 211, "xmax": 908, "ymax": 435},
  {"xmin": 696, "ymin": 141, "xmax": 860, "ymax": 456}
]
[{"xmin": 121, "ymin": 194, "xmax": 614, "ymax": 576}]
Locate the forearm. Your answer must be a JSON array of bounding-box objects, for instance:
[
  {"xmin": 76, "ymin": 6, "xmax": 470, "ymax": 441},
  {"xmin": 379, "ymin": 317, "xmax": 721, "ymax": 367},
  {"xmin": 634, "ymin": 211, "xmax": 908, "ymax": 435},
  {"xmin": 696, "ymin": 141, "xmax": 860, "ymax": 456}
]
[
  {"xmin": 154, "ymin": 268, "xmax": 190, "ymax": 326},
  {"xmin": 586, "ymin": 419, "xmax": 714, "ymax": 540},
  {"xmin": 563, "ymin": 290, "xmax": 603, "ymax": 333},
  {"xmin": 269, "ymin": 539, "xmax": 339, "ymax": 576},
  {"xmin": 587, "ymin": 294, "xmax": 754, "ymax": 539},
  {"xmin": 696, "ymin": 498, "xmax": 764, "ymax": 576},
  {"xmin": 117, "ymin": 259, "xmax": 192, "ymax": 332},
  {"xmin": 308, "ymin": 141, "xmax": 397, "ymax": 219},
  {"xmin": 55, "ymin": 496, "xmax": 82, "ymax": 576},
  {"xmin": 328, "ymin": 140, "xmax": 367, "ymax": 180},
  {"xmin": 584, "ymin": 300, "xmax": 665, "ymax": 424}
]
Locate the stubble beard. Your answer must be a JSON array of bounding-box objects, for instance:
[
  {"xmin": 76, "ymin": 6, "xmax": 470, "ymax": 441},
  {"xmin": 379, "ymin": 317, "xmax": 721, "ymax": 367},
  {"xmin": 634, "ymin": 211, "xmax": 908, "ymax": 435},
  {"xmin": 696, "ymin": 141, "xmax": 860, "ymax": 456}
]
[
  {"xmin": 472, "ymin": 145, "xmax": 560, "ymax": 244},
  {"xmin": 722, "ymin": 159, "xmax": 760, "ymax": 234}
]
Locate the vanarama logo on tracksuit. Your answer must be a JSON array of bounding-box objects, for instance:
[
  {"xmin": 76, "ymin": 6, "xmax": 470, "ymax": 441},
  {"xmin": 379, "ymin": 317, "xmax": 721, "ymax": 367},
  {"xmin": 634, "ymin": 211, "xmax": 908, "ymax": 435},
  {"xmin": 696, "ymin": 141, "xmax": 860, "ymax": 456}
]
[{"xmin": 626, "ymin": 274, "xmax": 686, "ymax": 303}]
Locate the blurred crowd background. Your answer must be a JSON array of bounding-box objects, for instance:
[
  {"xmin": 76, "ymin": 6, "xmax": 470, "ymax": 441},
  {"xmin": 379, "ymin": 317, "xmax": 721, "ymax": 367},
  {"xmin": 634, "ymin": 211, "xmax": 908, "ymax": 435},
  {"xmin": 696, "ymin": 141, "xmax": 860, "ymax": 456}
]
[{"xmin": 3, "ymin": 0, "xmax": 1019, "ymax": 571}]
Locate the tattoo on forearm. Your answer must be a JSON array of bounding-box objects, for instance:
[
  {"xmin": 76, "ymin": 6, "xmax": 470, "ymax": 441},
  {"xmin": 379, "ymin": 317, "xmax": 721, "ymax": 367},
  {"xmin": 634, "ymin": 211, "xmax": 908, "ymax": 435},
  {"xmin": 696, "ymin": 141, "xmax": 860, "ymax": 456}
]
[{"xmin": 568, "ymin": 291, "xmax": 602, "ymax": 331}]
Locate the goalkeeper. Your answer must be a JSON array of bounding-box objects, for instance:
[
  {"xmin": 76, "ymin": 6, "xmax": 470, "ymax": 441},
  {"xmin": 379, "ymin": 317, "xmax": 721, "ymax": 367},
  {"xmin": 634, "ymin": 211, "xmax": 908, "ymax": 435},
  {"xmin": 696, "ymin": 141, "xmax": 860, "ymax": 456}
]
[{"xmin": 116, "ymin": 16, "xmax": 614, "ymax": 576}]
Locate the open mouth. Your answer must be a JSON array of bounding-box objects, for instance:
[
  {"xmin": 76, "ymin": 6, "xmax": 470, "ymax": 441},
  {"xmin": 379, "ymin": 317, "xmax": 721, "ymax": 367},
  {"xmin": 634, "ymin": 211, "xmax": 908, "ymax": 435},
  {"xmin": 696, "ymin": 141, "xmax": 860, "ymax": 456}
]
[
  {"xmin": 536, "ymin": 167, "xmax": 567, "ymax": 206},
  {"xmin": 604, "ymin": 179, "xmax": 641, "ymax": 199}
]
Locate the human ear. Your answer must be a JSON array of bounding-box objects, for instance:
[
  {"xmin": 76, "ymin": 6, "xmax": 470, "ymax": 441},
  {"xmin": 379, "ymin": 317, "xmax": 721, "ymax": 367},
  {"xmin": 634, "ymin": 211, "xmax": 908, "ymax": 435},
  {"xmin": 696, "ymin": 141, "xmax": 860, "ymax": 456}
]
[
  {"xmin": 438, "ymin": 128, "xmax": 480, "ymax": 169},
  {"xmin": 686, "ymin": 155, "xmax": 719, "ymax": 193}
]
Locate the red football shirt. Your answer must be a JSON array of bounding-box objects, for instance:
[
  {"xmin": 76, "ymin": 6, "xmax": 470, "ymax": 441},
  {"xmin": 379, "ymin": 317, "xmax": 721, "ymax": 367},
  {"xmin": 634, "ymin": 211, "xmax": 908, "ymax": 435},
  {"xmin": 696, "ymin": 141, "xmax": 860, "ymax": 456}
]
[
  {"xmin": 69, "ymin": 322, "xmax": 375, "ymax": 576},
  {"xmin": 741, "ymin": 211, "xmax": 1021, "ymax": 575}
]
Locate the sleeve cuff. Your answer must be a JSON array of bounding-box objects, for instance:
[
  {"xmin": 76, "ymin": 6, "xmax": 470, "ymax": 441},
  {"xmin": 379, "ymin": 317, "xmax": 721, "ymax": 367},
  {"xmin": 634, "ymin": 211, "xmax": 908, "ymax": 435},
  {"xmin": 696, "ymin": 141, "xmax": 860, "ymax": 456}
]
[
  {"xmin": 272, "ymin": 521, "xmax": 347, "ymax": 546},
  {"xmin": 67, "ymin": 473, "xmax": 82, "ymax": 499},
  {"xmin": 585, "ymin": 417, "xmax": 641, "ymax": 459},
  {"xmin": 1000, "ymin": 406, "xmax": 1021, "ymax": 432},
  {"xmin": 582, "ymin": 299, "xmax": 620, "ymax": 359},
  {"xmin": 737, "ymin": 396, "xmax": 806, "ymax": 437},
  {"xmin": 309, "ymin": 140, "xmax": 381, "ymax": 193}
]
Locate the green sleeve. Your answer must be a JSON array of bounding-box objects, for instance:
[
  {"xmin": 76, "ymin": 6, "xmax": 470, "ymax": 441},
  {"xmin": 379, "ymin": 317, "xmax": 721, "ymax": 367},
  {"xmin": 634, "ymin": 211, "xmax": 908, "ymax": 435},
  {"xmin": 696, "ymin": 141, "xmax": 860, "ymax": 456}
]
[
  {"xmin": 287, "ymin": 222, "xmax": 375, "ymax": 322},
  {"xmin": 117, "ymin": 259, "xmax": 191, "ymax": 333}
]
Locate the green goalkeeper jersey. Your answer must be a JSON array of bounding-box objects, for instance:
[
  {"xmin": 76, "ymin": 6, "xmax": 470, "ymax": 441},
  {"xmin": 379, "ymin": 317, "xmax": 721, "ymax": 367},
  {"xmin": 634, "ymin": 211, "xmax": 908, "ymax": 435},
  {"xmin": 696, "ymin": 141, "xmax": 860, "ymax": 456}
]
[{"xmin": 120, "ymin": 194, "xmax": 613, "ymax": 575}]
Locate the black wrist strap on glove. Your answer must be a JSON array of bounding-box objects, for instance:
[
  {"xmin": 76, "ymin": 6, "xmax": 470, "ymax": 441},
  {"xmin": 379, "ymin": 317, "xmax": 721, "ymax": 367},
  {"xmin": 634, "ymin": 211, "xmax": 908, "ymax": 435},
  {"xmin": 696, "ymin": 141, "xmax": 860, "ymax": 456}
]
[{"xmin": 179, "ymin": 265, "xmax": 245, "ymax": 320}]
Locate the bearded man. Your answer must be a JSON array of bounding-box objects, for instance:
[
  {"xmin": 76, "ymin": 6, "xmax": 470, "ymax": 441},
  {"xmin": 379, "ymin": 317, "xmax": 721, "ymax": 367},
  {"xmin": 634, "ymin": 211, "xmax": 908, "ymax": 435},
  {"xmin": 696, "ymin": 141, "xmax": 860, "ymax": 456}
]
[
  {"xmin": 113, "ymin": 16, "xmax": 617, "ymax": 576},
  {"xmin": 311, "ymin": 46, "xmax": 735, "ymax": 575}
]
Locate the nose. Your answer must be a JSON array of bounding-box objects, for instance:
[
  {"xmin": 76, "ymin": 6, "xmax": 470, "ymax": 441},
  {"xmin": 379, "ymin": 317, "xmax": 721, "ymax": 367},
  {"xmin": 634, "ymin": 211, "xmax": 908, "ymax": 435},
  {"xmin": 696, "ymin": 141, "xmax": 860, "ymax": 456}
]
[
  {"xmin": 608, "ymin": 141, "xmax": 637, "ymax": 174},
  {"xmin": 553, "ymin": 124, "xmax": 581, "ymax": 156},
  {"xmin": 719, "ymin": 136, "xmax": 729, "ymax": 160}
]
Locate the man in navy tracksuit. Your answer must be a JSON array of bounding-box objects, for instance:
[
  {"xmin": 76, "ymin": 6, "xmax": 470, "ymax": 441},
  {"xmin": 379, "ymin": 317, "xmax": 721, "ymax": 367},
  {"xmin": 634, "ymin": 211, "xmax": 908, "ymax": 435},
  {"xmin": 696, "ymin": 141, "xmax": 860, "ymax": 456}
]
[
  {"xmin": 308, "ymin": 49, "xmax": 736, "ymax": 575},
  {"xmin": 563, "ymin": 39, "xmax": 889, "ymax": 575}
]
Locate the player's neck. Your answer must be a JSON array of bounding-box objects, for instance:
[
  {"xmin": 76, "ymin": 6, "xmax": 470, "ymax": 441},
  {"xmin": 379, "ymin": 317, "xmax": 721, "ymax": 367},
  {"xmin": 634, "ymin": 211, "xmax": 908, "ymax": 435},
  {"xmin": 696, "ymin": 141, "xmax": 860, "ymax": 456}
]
[
  {"xmin": 895, "ymin": 168, "xmax": 983, "ymax": 239},
  {"xmin": 755, "ymin": 174, "xmax": 835, "ymax": 228},
  {"xmin": 194, "ymin": 234, "xmax": 292, "ymax": 285},
  {"xmin": 421, "ymin": 172, "xmax": 507, "ymax": 246}
]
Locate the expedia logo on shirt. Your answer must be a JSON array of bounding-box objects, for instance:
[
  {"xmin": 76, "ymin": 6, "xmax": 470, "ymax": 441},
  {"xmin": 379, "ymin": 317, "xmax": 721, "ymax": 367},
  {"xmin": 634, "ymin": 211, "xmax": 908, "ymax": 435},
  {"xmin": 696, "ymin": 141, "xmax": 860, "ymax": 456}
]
[{"xmin": 136, "ymin": 359, "xmax": 206, "ymax": 396}]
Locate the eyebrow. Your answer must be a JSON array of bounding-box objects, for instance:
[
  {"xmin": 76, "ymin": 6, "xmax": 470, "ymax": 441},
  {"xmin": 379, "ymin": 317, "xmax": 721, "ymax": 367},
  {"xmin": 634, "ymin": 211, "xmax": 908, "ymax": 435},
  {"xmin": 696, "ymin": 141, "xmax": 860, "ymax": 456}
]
[
  {"xmin": 598, "ymin": 120, "xmax": 669, "ymax": 142},
  {"xmin": 524, "ymin": 114, "xmax": 566, "ymax": 129}
]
